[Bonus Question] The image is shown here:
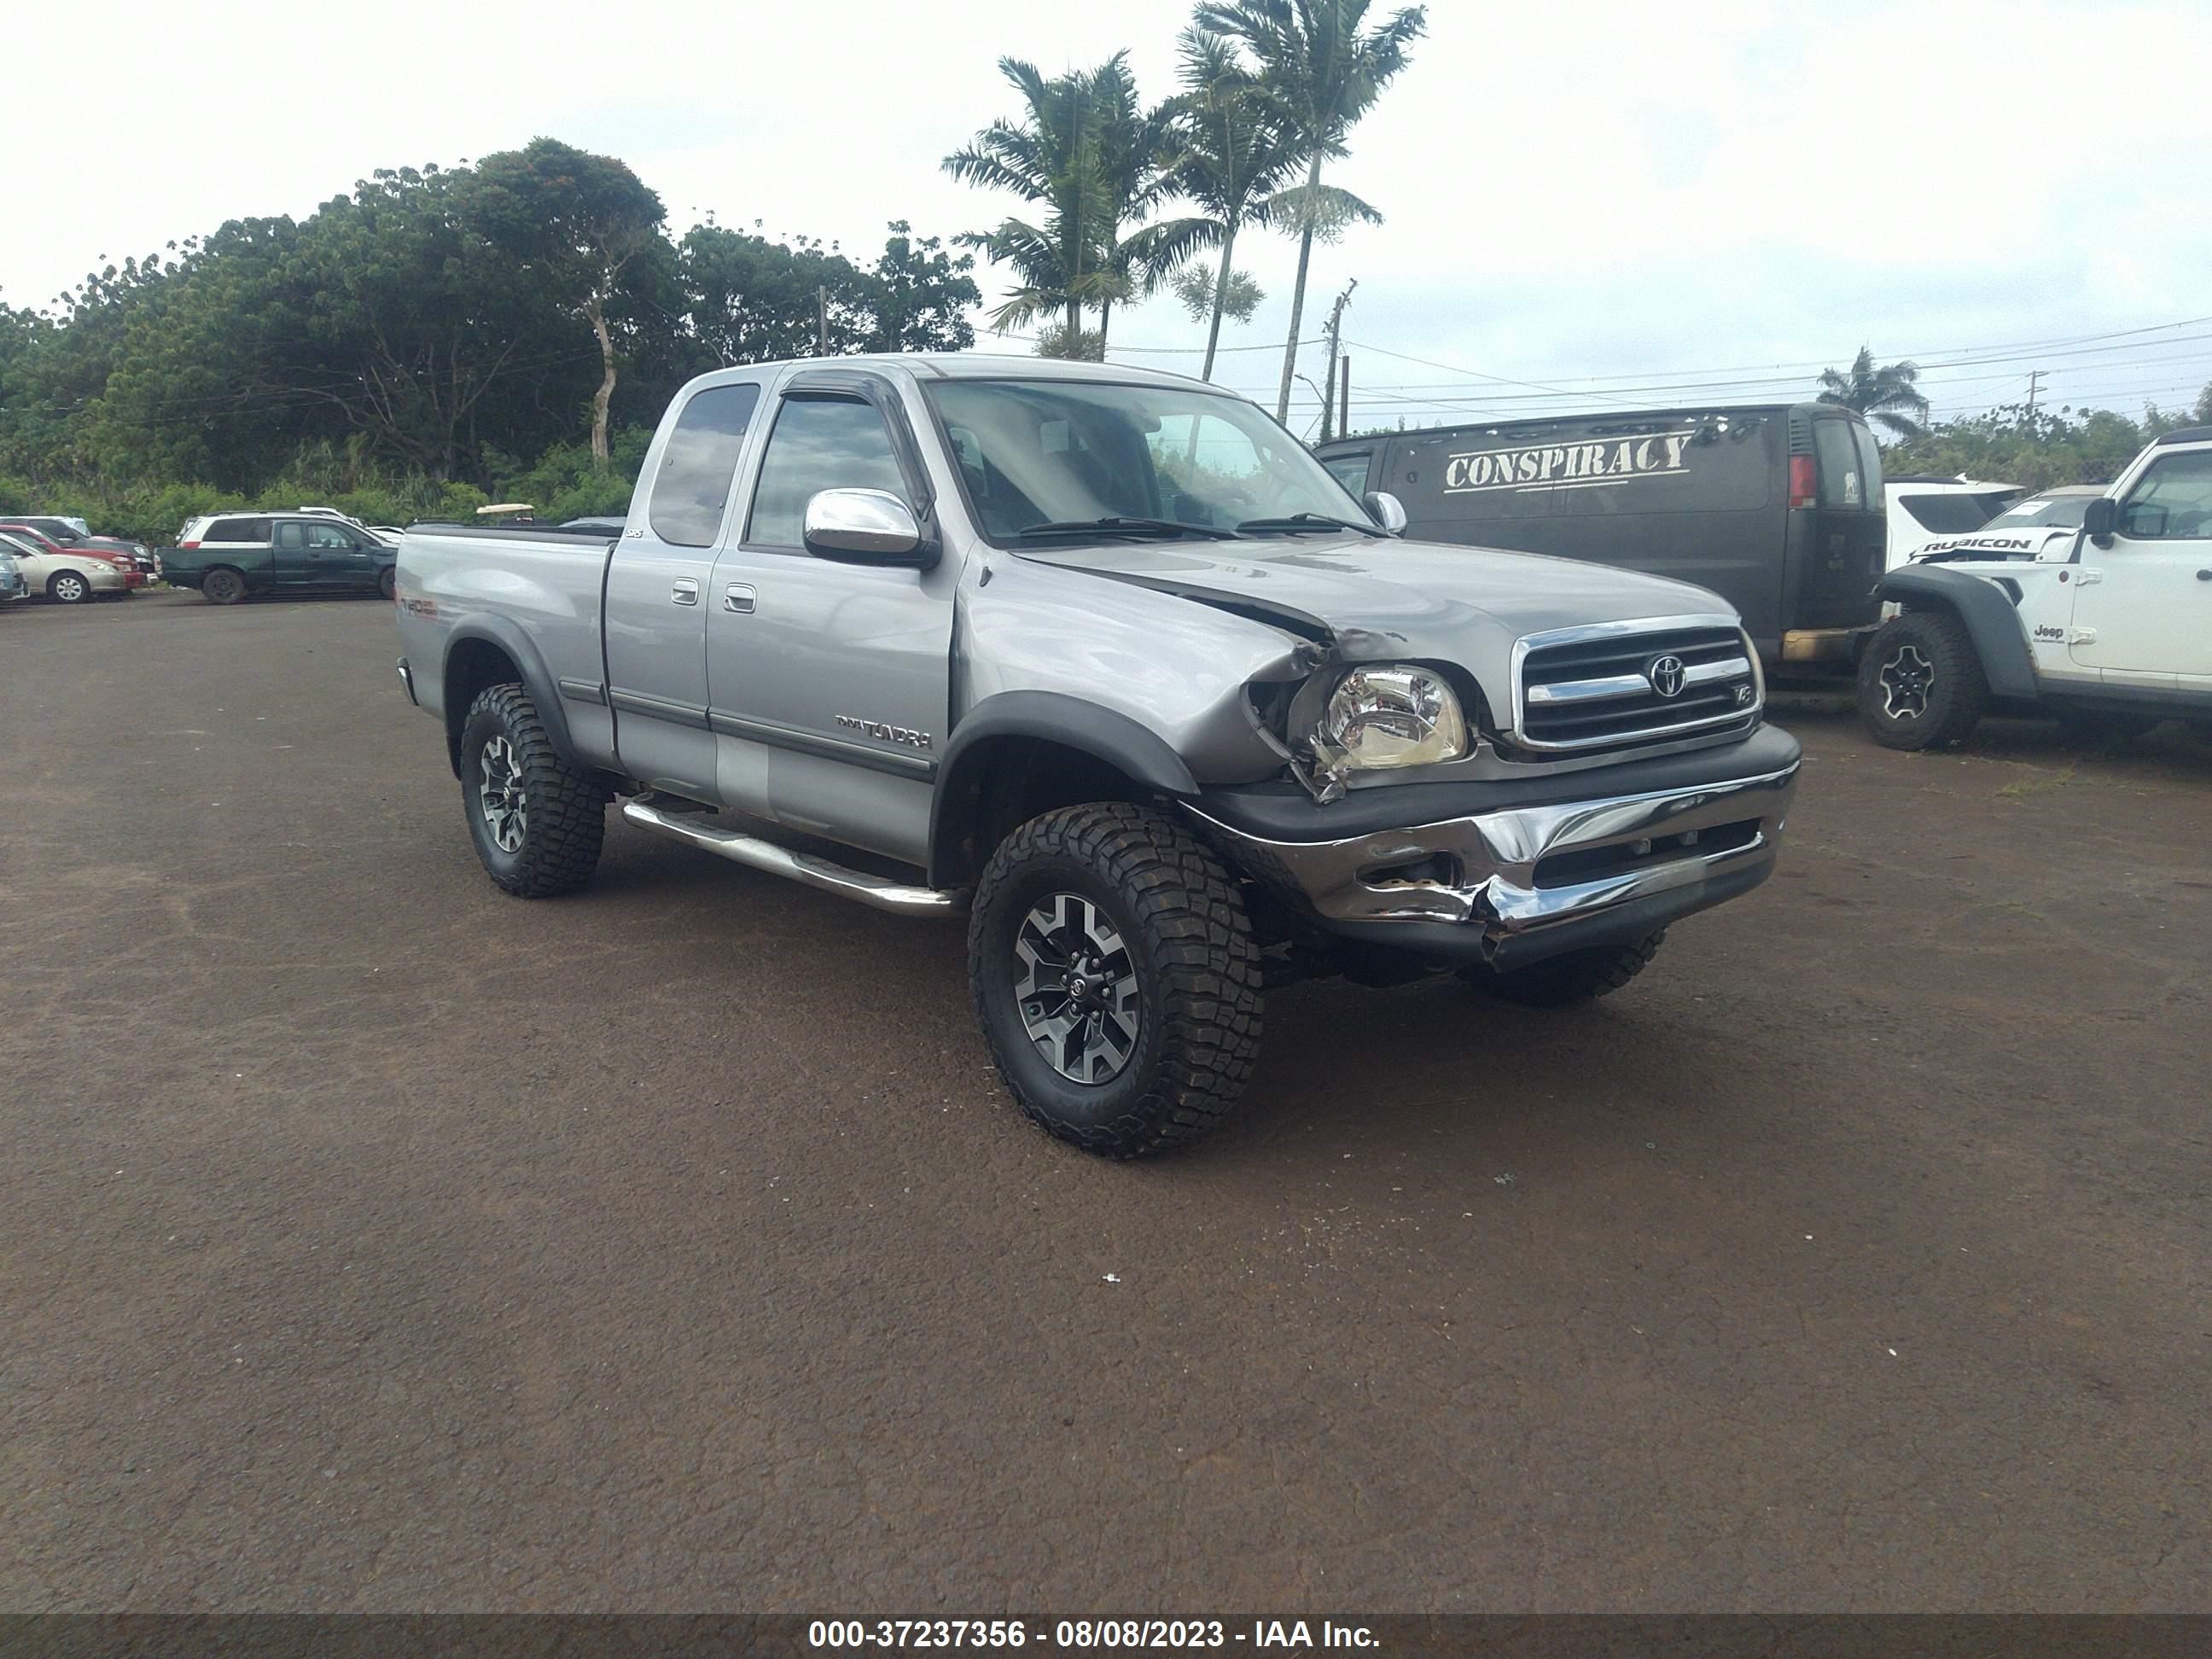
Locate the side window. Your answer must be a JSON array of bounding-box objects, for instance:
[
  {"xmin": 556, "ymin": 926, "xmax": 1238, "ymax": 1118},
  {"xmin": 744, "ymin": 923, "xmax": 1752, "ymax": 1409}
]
[
  {"xmin": 209, "ymin": 516, "xmax": 270, "ymax": 543},
  {"xmin": 2117, "ymin": 451, "xmax": 2212, "ymax": 539},
  {"xmin": 275, "ymin": 521, "xmax": 308, "ymax": 550},
  {"xmin": 1813, "ymin": 421, "xmax": 1865, "ymax": 509},
  {"xmin": 648, "ymin": 381, "xmax": 763, "ymax": 548},
  {"xmin": 1323, "ymin": 451, "xmax": 1376, "ymax": 498},
  {"xmin": 745, "ymin": 396, "xmax": 909, "ymax": 549},
  {"xmin": 306, "ymin": 523, "xmax": 354, "ymax": 550}
]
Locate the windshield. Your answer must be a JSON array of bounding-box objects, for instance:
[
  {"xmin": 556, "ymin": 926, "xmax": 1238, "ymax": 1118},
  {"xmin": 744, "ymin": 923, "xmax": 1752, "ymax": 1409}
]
[
  {"xmin": 1987, "ymin": 493, "xmax": 2093, "ymax": 531},
  {"xmin": 925, "ymin": 379, "xmax": 1374, "ymax": 541}
]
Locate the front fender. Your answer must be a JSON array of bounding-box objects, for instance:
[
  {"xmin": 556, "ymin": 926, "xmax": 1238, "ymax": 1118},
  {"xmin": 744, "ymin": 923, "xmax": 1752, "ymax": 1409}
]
[{"xmin": 1878, "ymin": 565, "xmax": 2037, "ymax": 699}]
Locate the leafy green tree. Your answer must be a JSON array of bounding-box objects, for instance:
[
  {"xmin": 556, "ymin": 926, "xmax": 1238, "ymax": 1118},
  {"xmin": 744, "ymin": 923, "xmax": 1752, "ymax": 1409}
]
[
  {"xmin": 1197, "ymin": 0, "xmax": 1425, "ymax": 420},
  {"xmin": 1818, "ymin": 346, "xmax": 1931, "ymax": 440},
  {"xmin": 1167, "ymin": 26, "xmax": 1298, "ymax": 381},
  {"xmin": 858, "ymin": 222, "xmax": 981, "ymax": 353},
  {"xmin": 463, "ymin": 139, "xmax": 667, "ymax": 467},
  {"xmin": 1078, "ymin": 54, "xmax": 1208, "ymax": 352}
]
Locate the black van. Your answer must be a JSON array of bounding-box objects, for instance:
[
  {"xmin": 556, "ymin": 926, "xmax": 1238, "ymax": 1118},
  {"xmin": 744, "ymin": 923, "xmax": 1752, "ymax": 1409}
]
[{"xmin": 1314, "ymin": 402, "xmax": 1886, "ymax": 672}]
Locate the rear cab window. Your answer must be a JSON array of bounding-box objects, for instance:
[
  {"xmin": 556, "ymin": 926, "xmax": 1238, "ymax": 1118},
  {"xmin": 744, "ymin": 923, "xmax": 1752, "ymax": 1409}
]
[{"xmin": 648, "ymin": 382, "xmax": 764, "ymax": 548}]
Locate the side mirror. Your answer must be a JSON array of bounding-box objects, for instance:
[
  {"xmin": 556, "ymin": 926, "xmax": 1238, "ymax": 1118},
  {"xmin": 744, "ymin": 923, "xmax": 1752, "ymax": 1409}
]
[
  {"xmin": 1363, "ymin": 491, "xmax": 1409, "ymax": 535},
  {"xmin": 2082, "ymin": 498, "xmax": 2117, "ymax": 542},
  {"xmin": 803, "ymin": 488, "xmax": 933, "ymax": 567}
]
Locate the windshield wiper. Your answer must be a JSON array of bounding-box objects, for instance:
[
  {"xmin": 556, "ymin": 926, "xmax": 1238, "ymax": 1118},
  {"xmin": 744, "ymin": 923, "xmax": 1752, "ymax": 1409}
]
[
  {"xmin": 1011, "ymin": 515, "xmax": 1238, "ymax": 542},
  {"xmin": 1234, "ymin": 512, "xmax": 1377, "ymax": 536}
]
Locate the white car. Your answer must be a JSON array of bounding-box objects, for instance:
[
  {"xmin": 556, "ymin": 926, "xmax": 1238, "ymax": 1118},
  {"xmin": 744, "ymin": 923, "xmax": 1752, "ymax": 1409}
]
[
  {"xmin": 1859, "ymin": 430, "xmax": 2212, "ymax": 747},
  {"xmin": 1883, "ymin": 475, "xmax": 2023, "ymax": 568},
  {"xmin": 0, "ymin": 528, "xmax": 130, "ymax": 603}
]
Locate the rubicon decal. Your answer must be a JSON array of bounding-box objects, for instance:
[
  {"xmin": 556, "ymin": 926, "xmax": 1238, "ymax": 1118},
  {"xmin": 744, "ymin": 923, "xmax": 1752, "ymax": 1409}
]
[{"xmin": 1444, "ymin": 431, "xmax": 1694, "ymax": 494}]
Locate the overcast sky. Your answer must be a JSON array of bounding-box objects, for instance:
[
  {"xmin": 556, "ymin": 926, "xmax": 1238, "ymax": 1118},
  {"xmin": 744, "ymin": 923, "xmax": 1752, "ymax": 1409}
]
[{"xmin": 9, "ymin": 0, "xmax": 2209, "ymax": 434}]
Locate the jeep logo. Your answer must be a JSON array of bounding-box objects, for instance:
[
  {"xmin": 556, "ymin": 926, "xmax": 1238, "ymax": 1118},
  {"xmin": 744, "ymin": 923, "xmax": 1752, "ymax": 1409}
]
[{"xmin": 1646, "ymin": 655, "xmax": 1687, "ymax": 699}]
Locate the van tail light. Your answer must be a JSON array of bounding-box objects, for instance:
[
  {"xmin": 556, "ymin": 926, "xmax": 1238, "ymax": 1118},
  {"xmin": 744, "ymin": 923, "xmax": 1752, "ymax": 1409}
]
[{"xmin": 1788, "ymin": 455, "xmax": 1817, "ymax": 510}]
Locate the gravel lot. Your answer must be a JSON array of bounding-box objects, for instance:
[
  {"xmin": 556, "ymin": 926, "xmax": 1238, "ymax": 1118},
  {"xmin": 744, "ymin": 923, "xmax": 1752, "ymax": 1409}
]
[{"xmin": 3, "ymin": 591, "xmax": 2207, "ymax": 1612}]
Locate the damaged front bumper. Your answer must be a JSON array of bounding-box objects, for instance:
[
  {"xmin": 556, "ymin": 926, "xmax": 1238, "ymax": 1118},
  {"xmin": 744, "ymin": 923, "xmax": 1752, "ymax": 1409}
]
[{"xmin": 1186, "ymin": 730, "xmax": 1801, "ymax": 970}]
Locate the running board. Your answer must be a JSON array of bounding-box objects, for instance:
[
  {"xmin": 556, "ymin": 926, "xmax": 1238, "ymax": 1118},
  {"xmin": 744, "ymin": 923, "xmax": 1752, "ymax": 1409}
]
[{"xmin": 620, "ymin": 799, "xmax": 966, "ymax": 917}]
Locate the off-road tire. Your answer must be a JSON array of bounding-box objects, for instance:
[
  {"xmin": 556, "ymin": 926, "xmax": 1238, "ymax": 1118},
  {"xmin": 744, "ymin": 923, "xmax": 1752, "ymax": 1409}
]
[
  {"xmin": 2052, "ymin": 705, "xmax": 2161, "ymax": 748},
  {"xmin": 1461, "ymin": 930, "xmax": 1665, "ymax": 1008},
  {"xmin": 377, "ymin": 566, "xmax": 397, "ymax": 602},
  {"xmin": 1858, "ymin": 608, "xmax": 1987, "ymax": 750},
  {"xmin": 201, "ymin": 568, "xmax": 247, "ymax": 606},
  {"xmin": 47, "ymin": 571, "xmax": 91, "ymax": 603},
  {"xmin": 968, "ymin": 802, "xmax": 1263, "ymax": 1158},
  {"xmin": 459, "ymin": 683, "xmax": 606, "ymax": 898}
]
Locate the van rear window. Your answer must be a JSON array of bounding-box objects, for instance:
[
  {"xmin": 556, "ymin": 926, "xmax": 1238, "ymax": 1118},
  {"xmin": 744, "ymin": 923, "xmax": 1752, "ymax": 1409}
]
[{"xmin": 1813, "ymin": 422, "xmax": 1868, "ymax": 509}]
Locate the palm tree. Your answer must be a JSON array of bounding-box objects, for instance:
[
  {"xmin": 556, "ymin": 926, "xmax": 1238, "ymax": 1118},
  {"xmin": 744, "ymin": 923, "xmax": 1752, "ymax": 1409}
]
[
  {"xmin": 1168, "ymin": 26, "xmax": 1303, "ymax": 381},
  {"xmin": 1819, "ymin": 347, "xmax": 1932, "ymax": 440},
  {"xmin": 944, "ymin": 58, "xmax": 1118, "ymax": 346},
  {"xmin": 1197, "ymin": 0, "xmax": 1427, "ymax": 421},
  {"xmin": 1079, "ymin": 54, "xmax": 1210, "ymax": 354}
]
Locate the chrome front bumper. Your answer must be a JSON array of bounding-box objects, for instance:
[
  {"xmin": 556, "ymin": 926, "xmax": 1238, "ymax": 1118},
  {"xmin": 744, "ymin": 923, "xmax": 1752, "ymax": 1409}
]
[{"xmin": 1188, "ymin": 760, "xmax": 1799, "ymax": 967}]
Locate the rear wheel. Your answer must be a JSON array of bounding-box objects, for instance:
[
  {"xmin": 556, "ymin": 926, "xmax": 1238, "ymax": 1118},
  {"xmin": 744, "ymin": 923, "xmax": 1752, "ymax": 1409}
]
[
  {"xmin": 47, "ymin": 571, "xmax": 91, "ymax": 604},
  {"xmin": 1461, "ymin": 931, "xmax": 1664, "ymax": 1007},
  {"xmin": 1857, "ymin": 609, "xmax": 1987, "ymax": 750},
  {"xmin": 458, "ymin": 684, "xmax": 607, "ymax": 897},
  {"xmin": 201, "ymin": 568, "xmax": 247, "ymax": 606},
  {"xmin": 968, "ymin": 802, "xmax": 1262, "ymax": 1158},
  {"xmin": 377, "ymin": 566, "xmax": 396, "ymax": 602}
]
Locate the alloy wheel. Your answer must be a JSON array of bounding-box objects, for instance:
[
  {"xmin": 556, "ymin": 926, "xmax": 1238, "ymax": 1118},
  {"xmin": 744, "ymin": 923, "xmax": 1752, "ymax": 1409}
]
[
  {"xmin": 477, "ymin": 734, "xmax": 527, "ymax": 853},
  {"xmin": 1013, "ymin": 891, "xmax": 1140, "ymax": 1085},
  {"xmin": 1879, "ymin": 644, "xmax": 1936, "ymax": 719}
]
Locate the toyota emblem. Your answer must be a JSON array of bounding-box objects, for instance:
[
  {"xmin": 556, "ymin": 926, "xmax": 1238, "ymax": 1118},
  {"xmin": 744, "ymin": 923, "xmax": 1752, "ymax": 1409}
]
[{"xmin": 1646, "ymin": 655, "xmax": 1687, "ymax": 698}]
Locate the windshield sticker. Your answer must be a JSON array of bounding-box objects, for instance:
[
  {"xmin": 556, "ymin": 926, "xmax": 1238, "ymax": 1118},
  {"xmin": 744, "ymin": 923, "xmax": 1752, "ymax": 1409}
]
[{"xmin": 1442, "ymin": 432, "xmax": 1694, "ymax": 494}]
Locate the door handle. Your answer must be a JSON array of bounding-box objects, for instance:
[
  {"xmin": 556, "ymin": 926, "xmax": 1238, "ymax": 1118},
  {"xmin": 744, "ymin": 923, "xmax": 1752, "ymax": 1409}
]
[
  {"xmin": 672, "ymin": 579, "xmax": 699, "ymax": 605},
  {"xmin": 723, "ymin": 583, "xmax": 756, "ymax": 614}
]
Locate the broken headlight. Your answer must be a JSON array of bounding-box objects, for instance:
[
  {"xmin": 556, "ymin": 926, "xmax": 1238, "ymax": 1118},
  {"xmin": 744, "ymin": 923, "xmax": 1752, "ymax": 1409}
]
[{"xmin": 1313, "ymin": 665, "xmax": 1469, "ymax": 772}]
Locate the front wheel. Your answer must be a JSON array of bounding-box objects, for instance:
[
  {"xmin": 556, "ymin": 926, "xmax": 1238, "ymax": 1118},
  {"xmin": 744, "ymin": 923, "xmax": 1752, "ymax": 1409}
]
[
  {"xmin": 1857, "ymin": 609, "xmax": 1987, "ymax": 750},
  {"xmin": 968, "ymin": 802, "xmax": 1263, "ymax": 1158},
  {"xmin": 47, "ymin": 571, "xmax": 91, "ymax": 604},
  {"xmin": 1461, "ymin": 930, "xmax": 1664, "ymax": 1007},
  {"xmin": 458, "ymin": 684, "xmax": 607, "ymax": 897}
]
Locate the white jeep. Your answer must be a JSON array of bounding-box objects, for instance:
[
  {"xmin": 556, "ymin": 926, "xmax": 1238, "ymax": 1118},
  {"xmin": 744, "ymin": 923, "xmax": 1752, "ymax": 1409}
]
[{"xmin": 1858, "ymin": 427, "xmax": 2212, "ymax": 748}]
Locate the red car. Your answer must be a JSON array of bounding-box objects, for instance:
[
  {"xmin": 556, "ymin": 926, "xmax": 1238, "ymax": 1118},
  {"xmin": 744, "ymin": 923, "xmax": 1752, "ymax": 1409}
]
[{"xmin": 0, "ymin": 524, "xmax": 148, "ymax": 589}]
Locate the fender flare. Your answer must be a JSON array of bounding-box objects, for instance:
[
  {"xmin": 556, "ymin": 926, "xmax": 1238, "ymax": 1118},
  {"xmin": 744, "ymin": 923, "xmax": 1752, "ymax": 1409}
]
[
  {"xmin": 1877, "ymin": 565, "xmax": 2038, "ymax": 700},
  {"xmin": 927, "ymin": 690, "xmax": 1201, "ymax": 887},
  {"xmin": 440, "ymin": 616, "xmax": 584, "ymax": 777}
]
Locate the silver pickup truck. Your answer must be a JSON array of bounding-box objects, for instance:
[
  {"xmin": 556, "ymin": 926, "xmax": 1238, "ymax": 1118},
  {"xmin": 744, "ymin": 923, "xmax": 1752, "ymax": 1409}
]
[{"xmin": 396, "ymin": 355, "xmax": 1801, "ymax": 1156}]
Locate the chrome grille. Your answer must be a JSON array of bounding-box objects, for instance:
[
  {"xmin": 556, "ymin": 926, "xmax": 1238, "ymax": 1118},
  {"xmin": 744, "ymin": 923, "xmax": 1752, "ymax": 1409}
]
[{"xmin": 1513, "ymin": 616, "xmax": 1761, "ymax": 753}]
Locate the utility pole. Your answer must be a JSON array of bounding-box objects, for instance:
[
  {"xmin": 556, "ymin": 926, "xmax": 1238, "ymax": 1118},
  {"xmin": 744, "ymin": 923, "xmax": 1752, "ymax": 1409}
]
[
  {"xmin": 2025, "ymin": 369, "xmax": 2045, "ymax": 425},
  {"xmin": 1319, "ymin": 279, "xmax": 1357, "ymax": 444},
  {"xmin": 817, "ymin": 285, "xmax": 829, "ymax": 357},
  {"xmin": 1339, "ymin": 353, "xmax": 1350, "ymax": 442}
]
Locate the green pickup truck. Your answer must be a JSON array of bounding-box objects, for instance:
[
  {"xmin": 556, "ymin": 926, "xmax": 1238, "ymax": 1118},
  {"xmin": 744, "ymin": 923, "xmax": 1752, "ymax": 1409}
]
[{"xmin": 168, "ymin": 512, "xmax": 397, "ymax": 603}]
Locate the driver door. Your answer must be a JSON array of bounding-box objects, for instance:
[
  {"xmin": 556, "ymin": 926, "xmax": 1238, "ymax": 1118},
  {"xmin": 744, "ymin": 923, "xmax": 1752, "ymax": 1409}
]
[{"xmin": 2069, "ymin": 450, "xmax": 2212, "ymax": 680}]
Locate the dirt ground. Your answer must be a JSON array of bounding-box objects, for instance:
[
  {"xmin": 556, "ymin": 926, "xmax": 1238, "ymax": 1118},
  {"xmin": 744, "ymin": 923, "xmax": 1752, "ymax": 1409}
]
[{"xmin": 3, "ymin": 591, "xmax": 2207, "ymax": 1612}]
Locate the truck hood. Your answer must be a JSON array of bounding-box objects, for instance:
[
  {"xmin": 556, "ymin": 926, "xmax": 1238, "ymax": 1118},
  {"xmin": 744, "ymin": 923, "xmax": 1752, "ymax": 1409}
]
[{"xmin": 1012, "ymin": 533, "xmax": 1736, "ymax": 663}]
